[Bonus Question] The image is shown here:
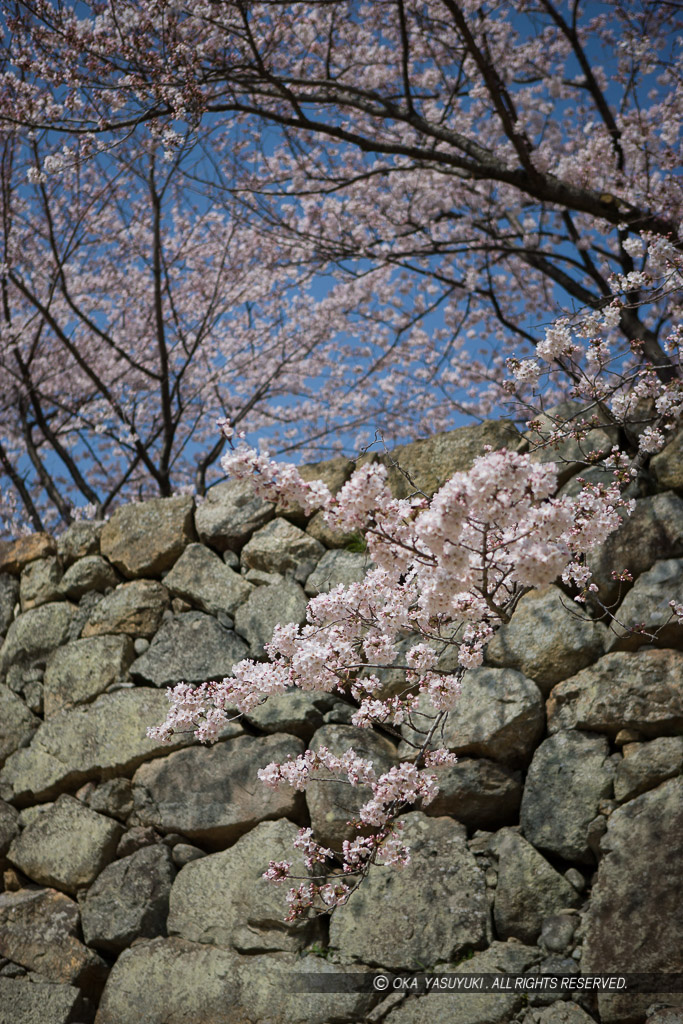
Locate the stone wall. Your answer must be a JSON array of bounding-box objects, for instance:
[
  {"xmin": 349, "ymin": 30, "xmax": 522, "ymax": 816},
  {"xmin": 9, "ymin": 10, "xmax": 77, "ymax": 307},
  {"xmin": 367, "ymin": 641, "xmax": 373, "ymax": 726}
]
[{"xmin": 0, "ymin": 419, "xmax": 681, "ymax": 1024}]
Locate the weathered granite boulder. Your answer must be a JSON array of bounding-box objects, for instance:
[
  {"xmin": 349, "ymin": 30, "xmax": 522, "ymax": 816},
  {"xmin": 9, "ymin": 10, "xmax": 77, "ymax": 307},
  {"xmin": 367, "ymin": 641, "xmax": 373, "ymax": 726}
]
[
  {"xmin": 0, "ymin": 686, "xmax": 39, "ymax": 763},
  {"xmin": 401, "ymin": 667, "xmax": 544, "ymax": 765},
  {"xmin": 0, "ymin": 977, "xmax": 86, "ymax": 1024},
  {"xmin": 244, "ymin": 688, "xmax": 338, "ymax": 740},
  {"xmin": 234, "ymin": 578, "xmax": 308, "ymax": 658},
  {"xmin": 241, "ymin": 518, "xmax": 324, "ymax": 577},
  {"xmin": 608, "ymin": 558, "xmax": 683, "ymax": 650},
  {"xmin": 81, "ymin": 580, "xmax": 170, "ymax": 639},
  {"xmin": 547, "ymin": 649, "xmax": 683, "ymax": 738},
  {"xmin": 59, "ymin": 555, "xmax": 119, "ymax": 599},
  {"xmin": 19, "ymin": 556, "xmax": 63, "ymax": 610},
  {"xmin": 651, "ymin": 424, "xmax": 683, "ymax": 492},
  {"xmin": 0, "ymin": 601, "xmax": 74, "ymax": 671},
  {"xmin": 304, "ymin": 548, "xmax": 370, "ymax": 596},
  {"xmin": 489, "ymin": 828, "xmax": 581, "ymax": 943},
  {"xmin": 0, "ymin": 573, "xmax": 18, "ymax": 638},
  {"xmin": 486, "ymin": 586, "xmax": 606, "ymax": 693},
  {"xmin": 162, "ymin": 543, "xmax": 253, "ymax": 616},
  {"xmin": 129, "ymin": 611, "xmax": 248, "ymax": 686},
  {"xmin": 8, "ymin": 795, "xmax": 122, "ymax": 894},
  {"xmin": 0, "ymin": 533, "xmax": 56, "ymax": 575},
  {"xmin": 43, "ymin": 634, "xmax": 134, "ymax": 717},
  {"xmin": 80, "ymin": 843, "xmax": 176, "ymax": 952},
  {"xmin": 86, "ymin": 777, "xmax": 134, "ymax": 821},
  {"xmin": 100, "ymin": 496, "xmax": 195, "ymax": 578},
  {"xmin": 582, "ymin": 777, "xmax": 683, "ymax": 1022},
  {"xmin": 588, "ymin": 491, "xmax": 683, "ymax": 603},
  {"xmin": 306, "ymin": 510, "xmax": 358, "ymax": 549},
  {"xmin": 614, "ymin": 736, "xmax": 683, "ymax": 802},
  {"xmin": 168, "ymin": 819, "xmax": 312, "ymax": 953},
  {"xmin": 525, "ymin": 400, "xmax": 618, "ymax": 485},
  {"xmin": 94, "ymin": 938, "xmax": 375, "ymax": 1024},
  {"xmin": 423, "ymin": 758, "xmax": 522, "ymax": 830},
  {"xmin": 195, "ymin": 479, "xmax": 274, "ymax": 553},
  {"xmin": 329, "ymin": 813, "xmax": 488, "ymax": 970},
  {"xmin": 132, "ymin": 734, "xmax": 305, "ymax": 847},
  {"xmin": 0, "ymin": 887, "xmax": 106, "ymax": 989},
  {"xmin": 520, "ymin": 731, "xmax": 615, "ymax": 863},
  {"xmin": 0, "ymin": 689, "xmax": 201, "ymax": 804},
  {"xmin": 0, "ymin": 798, "xmax": 19, "ymax": 854},
  {"xmin": 524, "ymin": 1006, "xmax": 599, "ymax": 1024},
  {"xmin": 57, "ymin": 520, "xmax": 103, "ymax": 566},
  {"xmin": 305, "ymin": 723, "xmax": 397, "ymax": 851}
]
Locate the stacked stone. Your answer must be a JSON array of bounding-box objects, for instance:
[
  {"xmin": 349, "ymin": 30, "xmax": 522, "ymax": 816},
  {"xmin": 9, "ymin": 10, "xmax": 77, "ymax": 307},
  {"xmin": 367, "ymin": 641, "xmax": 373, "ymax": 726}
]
[{"xmin": 0, "ymin": 418, "xmax": 680, "ymax": 1024}]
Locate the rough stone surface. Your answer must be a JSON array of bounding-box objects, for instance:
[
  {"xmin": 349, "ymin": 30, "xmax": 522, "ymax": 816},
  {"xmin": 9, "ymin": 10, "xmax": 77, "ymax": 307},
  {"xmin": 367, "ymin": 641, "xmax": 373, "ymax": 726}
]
[
  {"xmin": 383, "ymin": 419, "xmax": 522, "ymax": 498},
  {"xmin": 525, "ymin": 400, "xmax": 618, "ymax": 485},
  {"xmin": 8, "ymin": 795, "xmax": 122, "ymax": 894},
  {"xmin": 43, "ymin": 634, "xmax": 134, "ymax": 717},
  {"xmin": 306, "ymin": 510, "xmax": 358, "ymax": 548},
  {"xmin": 329, "ymin": 813, "xmax": 488, "ymax": 970},
  {"xmin": 163, "ymin": 543, "xmax": 253, "ymax": 616},
  {"xmin": 195, "ymin": 479, "xmax": 275, "ymax": 553},
  {"xmin": 0, "ymin": 689, "xmax": 198, "ymax": 804},
  {"xmin": 423, "ymin": 758, "xmax": 522, "ymax": 830},
  {"xmin": 520, "ymin": 731, "xmax": 615, "ymax": 862},
  {"xmin": 0, "ymin": 601, "xmax": 74, "ymax": 671},
  {"xmin": 547, "ymin": 649, "xmax": 683, "ymax": 738},
  {"xmin": 276, "ymin": 454, "xmax": 354, "ymax": 520},
  {"xmin": 0, "ymin": 685, "xmax": 39, "ymax": 763},
  {"xmin": 57, "ymin": 520, "xmax": 103, "ymax": 566},
  {"xmin": 0, "ymin": 887, "xmax": 106, "ymax": 988},
  {"xmin": 80, "ymin": 843, "xmax": 176, "ymax": 952},
  {"xmin": 244, "ymin": 689, "xmax": 338, "ymax": 740},
  {"xmin": 651, "ymin": 425, "xmax": 683, "ymax": 491},
  {"xmin": 304, "ymin": 548, "xmax": 370, "ymax": 596},
  {"xmin": 486, "ymin": 586, "xmax": 606, "ymax": 693},
  {"xmin": 589, "ymin": 491, "xmax": 683, "ymax": 603},
  {"xmin": 0, "ymin": 574, "xmax": 18, "ymax": 638},
  {"xmin": 81, "ymin": 579, "xmax": 170, "ymax": 639},
  {"xmin": 608, "ymin": 558, "xmax": 683, "ymax": 650},
  {"xmin": 100, "ymin": 495, "xmax": 195, "ymax": 578},
  {"xmin": 19, "ymin": 556, "xmax": 63, "ymax": 610},
  {"xmin": 0, "ymin": 977, "xmax": 85, "ymax": 1024},
  {"xmin": 86, "ymin": 777, "xmax": 134, "ymax": 821},
  {"xmin": 234, "ymin": 578, "xmax": 308, "ymax": 658},
  {"xmin": 241, "ymin": 517, "xmax": 324, "ymax": 576},
  {"xmin": 305, "ymin": 723, "xmax": 397, "ymax": 851},
  {"xmin": 614, "ymin": 736, "xmax": 683, "ymax": 802},
  {"xmin": 0, "ymin": 798, "xmax": 19, "ymax": 855},
  {"xmin": 490, "ymin": 828, "xmax": 581, "ymax": 943},
  {"xmin": 59, "ymin": 555, "xmax": 119, "ymax": 599},
  {"xmin": 130, "ymin": 611, "xmax": 248, "ymax": 686},
  {"xmin": 168, "ymin": 819, "xmax": 312, "ymax": 953},
  {"xmin": 132, "ymin": 734, "xmax": 305, "ymax": 847},
  {"xmin": 0, "ymin": 533, "xmax": 56, "ymax": 575}
]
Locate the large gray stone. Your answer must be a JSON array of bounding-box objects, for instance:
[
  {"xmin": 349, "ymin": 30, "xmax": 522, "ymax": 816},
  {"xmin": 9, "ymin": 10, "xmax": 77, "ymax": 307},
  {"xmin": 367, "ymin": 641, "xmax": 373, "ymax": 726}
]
[
  {"xmin": 0, "ymin": 685, "xmax": 39, "ymax": 763},
  {"xmin": 0, "ymin": 887, "xmax": 106, "ymax": 989},
  {"xmin": 0, "ymin": 601, "xmax": 74, "ymax": 671},
  {"xmin": 94, "ymin": 938, "xmax": 374, "ymax": 1024},
  {"xmin": 486, "ymin": 586, "xmax": 606, "ymax": 694},
  {"xmin": 81, "ymin": 579, "xmax": 170, "ymax": 639},
  {"xmin": 0, "ymin": 688, "xmax": 200, "ymax": 804},
  {"xmin": 608, "ymin": 558, "xmax": 683, "ymax": 650},
  {"xmin": 132, "ymin": 734, "xmax": 305, "ymax": 847},
  {"xmin": 304, "ymin": 548, "xmax": 370, "ymax": 596},
  {"xmin": 424, "ymin": 758, "xmax": 522, "ymax": 830},
  {"xmin": 520, "ymin": 731, "xmax": 615, "ymax": 863},
  {"xmin": 651, "ymin": 424, "xmax": 683, "ymax": 492},
  {"xmin": 100, "ymin": 495, "xmax": 195, "ymax": 578},
  {"xmin": 0, "ymin": 798, "xmax": 19, "ymax": 855},
  {"xmin": 0, "ymin": 532, "xmax": 56, "ymax": 575},
  {"xmin": 0, "ymin": 573, "xmax": 18, "ymax": 638},
  {"xmin": 547, "ymin": 649, "xmax": 683, "ymax": 738},
  {"xmin": 43, "ymin": 634, "xmax": 134, "ymax": 717},
  {"xmin": 168, "ymin": 819, "xmax": 311, "ymax": 953},
  {"xmin": 305, "ymin": 723, "xmax": 397, "ymax": 852},
  {"xmin": 402, "ymin": 667, "xmax": 544, "ymax": 765},
  {"xmin": 614, "ymin": 736, "xmax": 683, "ymax": 802},
  {"xmin": 234, "ymin": 578, "xmax": 308, "ymax": 658},
  {"xmin": 59, "ymin": 554, "xmax": 118, "ymax": 598},
  {"xmin": 490, "ymin": 828, "xmax": 581, "ymax": 943},
  {"xmin": 195, "ymin": 479, "xmax": 275, "ymax": 553},
  {"xmin": 130, "ymin": 611, "xmax": 248, "ymax": 686},
  {"xmin": 19, "ymin": 556, "xmax": 63, "ymax": 610},
  {"xmin": 241, "ymin": 518, "xmax": 324, "ymax": 576},
  {"xmin": 8, "ymin": 795, "xmax": 122, "ymax": 894},
  {"xmin": 0, "ymin": 977, "xmax": 85, "ymax": 1024},
  {"xmin": 80, "ymin": 843, "xmax": 176, "ymax": 952},
  {"xmin": 329, "ymin": 812, "xmax": 488, "ymax": 969},
  {"xmin": 163, "ymin": 543, "xmax": 253, "ymax": 616},
  {"xmin": 525, "ymin": 400, "xmax": 618, "ymax": 485},
  {"xmin": 57, "ymin": 519, "xmax": 103, "ymax": 566},
  {"xmin": 583, "ymin": 778, "xmax": 683, "ymax": 1021},
  {"xmin": 589, "ymin": 491, "xmax": 683, "ymax": 603},
  {"xmin": 245, "ymin": 688, "xmax": 338, "ymax": 740}
]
